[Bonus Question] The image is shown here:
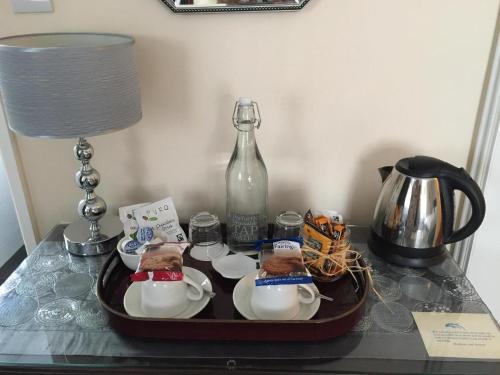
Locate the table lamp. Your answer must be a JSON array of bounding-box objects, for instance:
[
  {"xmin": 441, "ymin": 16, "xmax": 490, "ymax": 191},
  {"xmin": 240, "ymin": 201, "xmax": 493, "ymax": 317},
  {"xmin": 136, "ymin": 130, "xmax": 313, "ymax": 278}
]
[{"xmin": 0, "ymin": 33, "xmax": 142, "ymax": 256}]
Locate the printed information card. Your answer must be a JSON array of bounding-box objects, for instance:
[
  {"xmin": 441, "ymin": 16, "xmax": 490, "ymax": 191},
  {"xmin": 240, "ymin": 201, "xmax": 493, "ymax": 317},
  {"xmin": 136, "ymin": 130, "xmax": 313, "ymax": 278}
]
[{"xmin": 413, "ymin": 312, "xmax": 500, "ymax": 359}]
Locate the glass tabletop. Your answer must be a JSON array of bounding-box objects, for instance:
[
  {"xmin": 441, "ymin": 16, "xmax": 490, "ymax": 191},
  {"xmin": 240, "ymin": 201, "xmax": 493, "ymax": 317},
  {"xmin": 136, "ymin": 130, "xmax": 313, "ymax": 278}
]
[{"xmin": 0, "ymin": 225, "xmax": 498, "ymax": 374}]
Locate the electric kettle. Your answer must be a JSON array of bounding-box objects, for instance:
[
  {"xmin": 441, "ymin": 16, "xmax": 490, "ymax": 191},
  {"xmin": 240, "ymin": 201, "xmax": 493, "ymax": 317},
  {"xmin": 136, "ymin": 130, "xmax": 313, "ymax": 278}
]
[{"xmin": 369, "ymin": 155, "xmax": 486, "ymax": 267}]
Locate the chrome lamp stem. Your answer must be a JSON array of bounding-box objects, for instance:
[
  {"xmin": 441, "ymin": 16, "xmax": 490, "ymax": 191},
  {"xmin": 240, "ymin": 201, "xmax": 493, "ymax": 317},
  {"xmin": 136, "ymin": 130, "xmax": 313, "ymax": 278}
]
[
  {"xmin": 63, "ymin": 138, "xmax": 122, "ymax": 256},
  {"xmin": 75, "ymin": 137, "xmax": 106, "ymax": 239}
]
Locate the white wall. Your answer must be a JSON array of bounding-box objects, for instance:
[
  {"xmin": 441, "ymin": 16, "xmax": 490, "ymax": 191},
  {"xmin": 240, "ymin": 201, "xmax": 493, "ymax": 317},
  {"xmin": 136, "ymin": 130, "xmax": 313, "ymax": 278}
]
[
  {"xmin": 0, "ymin": 0, "xmax": 498, "ymax": 239},
  {"xmin": 0, "ymin": 153, "xmax": 22, "ymax": 265}
]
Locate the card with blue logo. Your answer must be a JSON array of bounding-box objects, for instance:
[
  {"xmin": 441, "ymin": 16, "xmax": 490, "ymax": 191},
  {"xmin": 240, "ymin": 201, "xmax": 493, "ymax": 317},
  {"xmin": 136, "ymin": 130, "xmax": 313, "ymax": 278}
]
[{"xmin": 413, "ymin": 312, "xmax": 500, "ymax": 359}]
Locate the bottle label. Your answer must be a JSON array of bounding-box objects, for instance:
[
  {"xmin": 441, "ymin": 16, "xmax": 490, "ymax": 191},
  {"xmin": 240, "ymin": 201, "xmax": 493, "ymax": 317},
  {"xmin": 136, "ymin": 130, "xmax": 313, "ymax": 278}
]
[{"xmin": 229, "ymin": 214, "xmax": 260, "ymax": 242}]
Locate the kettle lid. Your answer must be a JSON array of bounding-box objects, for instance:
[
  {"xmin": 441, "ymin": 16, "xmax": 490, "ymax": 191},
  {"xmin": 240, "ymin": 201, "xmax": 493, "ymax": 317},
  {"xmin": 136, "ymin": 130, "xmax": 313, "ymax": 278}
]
[{"xmin": 396, "ymin": 155, "xmax": 458, "ymax": 178}]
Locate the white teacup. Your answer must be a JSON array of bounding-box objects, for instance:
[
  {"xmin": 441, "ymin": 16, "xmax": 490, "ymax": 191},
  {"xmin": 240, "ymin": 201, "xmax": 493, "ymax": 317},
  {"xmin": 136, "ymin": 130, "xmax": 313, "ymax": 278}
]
[
  {"xmin": 250, "ymin": 283, "xmax": 316, "ymax": 320},
  {"xmin": 141, "ymin": 275, "xmax": 204, "ymax": 318}
]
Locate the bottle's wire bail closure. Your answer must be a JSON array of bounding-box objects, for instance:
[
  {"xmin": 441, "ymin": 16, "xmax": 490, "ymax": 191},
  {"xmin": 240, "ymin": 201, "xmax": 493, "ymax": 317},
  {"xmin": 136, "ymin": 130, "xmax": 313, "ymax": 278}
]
[{"xmin": 232, "ymin": 100, "xmax": 261, "ymax": 129}]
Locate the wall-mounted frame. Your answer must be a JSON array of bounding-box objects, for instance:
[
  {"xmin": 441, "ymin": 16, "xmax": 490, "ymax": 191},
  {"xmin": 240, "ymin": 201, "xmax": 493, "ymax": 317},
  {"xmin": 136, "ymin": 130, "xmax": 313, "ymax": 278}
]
[{"xmin": 159, "ymin": 0, "xmax": 311, "ymax": 13}]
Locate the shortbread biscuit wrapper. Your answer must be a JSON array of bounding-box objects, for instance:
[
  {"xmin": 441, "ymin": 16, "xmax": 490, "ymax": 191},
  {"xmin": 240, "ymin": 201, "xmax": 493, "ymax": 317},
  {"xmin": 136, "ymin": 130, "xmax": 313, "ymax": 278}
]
[
  {"xmin": 130, "ymin": 242, "xmax": 189, "ymax": 282},
  {"xmin": 255, "ymin": 239, "xmax": 312, "ymax": 286}
]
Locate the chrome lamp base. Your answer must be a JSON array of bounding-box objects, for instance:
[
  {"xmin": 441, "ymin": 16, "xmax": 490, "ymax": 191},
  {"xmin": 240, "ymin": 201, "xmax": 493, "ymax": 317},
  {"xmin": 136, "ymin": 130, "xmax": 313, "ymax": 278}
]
[
  {"xmin": 64, "ymin": 216, "xmax": 122, "ymax": 256},
  {"xmin": 63, "ymin": 137, "xmax": 123, "ymax": 256}
]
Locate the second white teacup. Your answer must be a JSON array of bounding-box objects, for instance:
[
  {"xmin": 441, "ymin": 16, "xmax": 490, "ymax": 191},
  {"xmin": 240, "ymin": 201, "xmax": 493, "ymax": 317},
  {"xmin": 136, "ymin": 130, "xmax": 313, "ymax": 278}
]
[
  {"xmin": 141, "ymin": 274, "xmax": 204, "ymax": 318},
  {"xmin": 250, "ymin": 282, "xmax": 316, "ymax": 320}
]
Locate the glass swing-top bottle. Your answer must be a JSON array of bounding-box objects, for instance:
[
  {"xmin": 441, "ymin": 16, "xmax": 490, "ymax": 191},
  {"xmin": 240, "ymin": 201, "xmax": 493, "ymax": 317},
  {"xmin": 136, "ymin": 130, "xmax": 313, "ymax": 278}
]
[{"xmin": 226, "ymin": 98, "xmax": 268, "ymax": 253}]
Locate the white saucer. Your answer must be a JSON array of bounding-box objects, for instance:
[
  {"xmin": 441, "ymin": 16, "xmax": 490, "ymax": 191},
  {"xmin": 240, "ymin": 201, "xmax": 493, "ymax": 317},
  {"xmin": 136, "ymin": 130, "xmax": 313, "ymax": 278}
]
[
  {"xmin": 123, "ymin": 267, "xmax": 212, "ymax": 319},
  {"xmin": 211, "ymin": 252, "xmax": 258, "ymax": 279},
  {"xmin": 190, "ymin": 243, "xmax": 230, "ymax": 262},
  {"xmin": 228, "ymin": 246, "xmax": 258, "ymax": 256},
  {"xmin": 232, "ymin": 271, "xmax": 321, "ymax": 320}
]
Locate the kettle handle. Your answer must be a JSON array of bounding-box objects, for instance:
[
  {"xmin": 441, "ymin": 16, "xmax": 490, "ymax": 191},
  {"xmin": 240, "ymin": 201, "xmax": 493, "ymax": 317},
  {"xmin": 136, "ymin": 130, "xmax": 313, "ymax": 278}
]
[{"xmin": 440, "ymin": 168, "xmax": 486, "ymax": 244}]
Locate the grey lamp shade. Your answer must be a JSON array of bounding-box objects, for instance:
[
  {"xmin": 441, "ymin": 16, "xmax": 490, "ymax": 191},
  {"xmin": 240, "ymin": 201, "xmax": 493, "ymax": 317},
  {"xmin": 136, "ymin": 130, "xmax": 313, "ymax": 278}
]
[{"xmin": 0, "ymin": 33, "xmax": 142, "ymax": 138}]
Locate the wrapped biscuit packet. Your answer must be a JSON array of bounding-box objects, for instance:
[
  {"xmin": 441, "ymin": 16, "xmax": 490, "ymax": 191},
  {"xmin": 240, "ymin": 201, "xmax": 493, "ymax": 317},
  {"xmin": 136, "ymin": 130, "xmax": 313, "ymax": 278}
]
[
  {"xmin": 131, "ymin": 242, "xmax": 189, "ymax": 282},
  {"xmin": 255, "ymin": 239, "xmax": 312, "ymax": 286}
]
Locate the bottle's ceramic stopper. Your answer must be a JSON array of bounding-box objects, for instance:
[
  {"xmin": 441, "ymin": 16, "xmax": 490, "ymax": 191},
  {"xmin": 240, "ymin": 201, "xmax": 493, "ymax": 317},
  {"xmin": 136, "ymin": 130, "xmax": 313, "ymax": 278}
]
[{"xmin": 238, "ymin": 97, "xmax": 252, "ymax": 106}]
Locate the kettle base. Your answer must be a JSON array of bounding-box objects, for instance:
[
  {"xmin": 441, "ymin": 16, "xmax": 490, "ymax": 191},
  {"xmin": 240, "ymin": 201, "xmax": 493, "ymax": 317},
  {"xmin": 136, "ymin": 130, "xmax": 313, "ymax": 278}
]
[{"xmin": 368, "ymin": 231, "xmax": 447, "ymax": 268}]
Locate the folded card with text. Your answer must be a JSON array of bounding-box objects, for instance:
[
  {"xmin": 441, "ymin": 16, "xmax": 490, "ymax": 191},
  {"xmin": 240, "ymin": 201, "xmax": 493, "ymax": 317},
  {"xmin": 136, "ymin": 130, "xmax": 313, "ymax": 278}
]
[{"xmin": 413, "ymin": 312, "xmax": 500, "ymax": 359}]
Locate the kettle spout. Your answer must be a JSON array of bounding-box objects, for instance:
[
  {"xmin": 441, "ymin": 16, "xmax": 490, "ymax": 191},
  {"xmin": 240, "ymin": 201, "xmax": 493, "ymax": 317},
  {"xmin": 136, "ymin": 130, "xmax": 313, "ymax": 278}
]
[{"xmin": 378, "ymin": 166, "xmax": 393, "ymax": 183}]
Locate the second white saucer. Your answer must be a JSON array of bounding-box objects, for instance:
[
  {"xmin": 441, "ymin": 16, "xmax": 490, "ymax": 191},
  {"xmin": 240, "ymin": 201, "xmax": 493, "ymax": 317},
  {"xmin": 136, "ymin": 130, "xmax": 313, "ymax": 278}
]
[
  {"xmin": 190, "ymin": 243, "xmax": 230, "ymax": 262},
  {"xmin": 233, "ymin": 271, "xmax": 321, "ymax": 320},
  {"xmin": 211, "ymin": 253, "xmax": 258, "ymax": 279},
  {"xmin": 123, "ymin": 267, "xmax": 212, "ymax": 319}
]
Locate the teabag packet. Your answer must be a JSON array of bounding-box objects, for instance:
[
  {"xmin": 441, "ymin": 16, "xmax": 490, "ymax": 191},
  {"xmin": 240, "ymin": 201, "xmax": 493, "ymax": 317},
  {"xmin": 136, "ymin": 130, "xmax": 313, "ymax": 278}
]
[
  {"xmin": 255, "ymin": 239, "xmax": 312, "ymax": 286},
  {"xmin": 119, "ymin": 202, "xmax": 151, "ymax": 237},
  {"xmin": 134, "ymin": 197, "xmax": 187, "ymax": 242},
  {"xmin": 131, "ymin": 242, "xmax": 190, "ymax": 282}
]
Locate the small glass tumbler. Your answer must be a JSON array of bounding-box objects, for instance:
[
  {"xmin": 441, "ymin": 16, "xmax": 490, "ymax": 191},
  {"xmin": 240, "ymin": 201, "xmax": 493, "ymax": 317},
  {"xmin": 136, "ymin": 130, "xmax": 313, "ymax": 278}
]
[
  {"xmin": 273, "ymin": 211, "xmax": 304, "ymax": 239},
  {"xmin": 189, "ymin": 212, "xmax": 225, "ymax": 261}
]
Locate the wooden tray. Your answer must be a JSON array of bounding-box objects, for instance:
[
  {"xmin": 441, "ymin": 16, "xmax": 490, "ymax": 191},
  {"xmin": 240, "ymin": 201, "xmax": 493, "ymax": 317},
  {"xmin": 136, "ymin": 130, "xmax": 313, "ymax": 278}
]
[{"xmin": 97, "ymin": 248, "xmax": 369, "ymax": 341}]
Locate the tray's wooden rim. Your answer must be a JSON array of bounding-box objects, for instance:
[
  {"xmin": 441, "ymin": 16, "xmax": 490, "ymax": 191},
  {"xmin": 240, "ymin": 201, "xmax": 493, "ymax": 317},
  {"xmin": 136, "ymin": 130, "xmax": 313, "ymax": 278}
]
[{"xmin": 97, "ymin": 249, "xmax": 369, "ymax": 325}]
